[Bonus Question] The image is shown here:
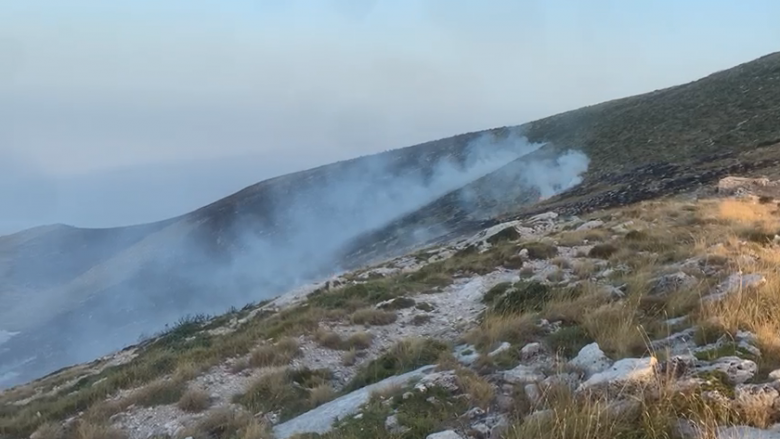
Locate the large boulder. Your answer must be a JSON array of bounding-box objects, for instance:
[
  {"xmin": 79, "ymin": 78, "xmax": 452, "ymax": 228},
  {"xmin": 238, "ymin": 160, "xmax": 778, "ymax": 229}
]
[{"xmin": 577, "ymin": 357, "xmax": 658, "ymax": 393}]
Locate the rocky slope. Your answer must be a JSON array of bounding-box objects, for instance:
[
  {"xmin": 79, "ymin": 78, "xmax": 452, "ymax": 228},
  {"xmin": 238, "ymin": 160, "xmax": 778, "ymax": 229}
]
[
  {"xmin": 6, "ymin": 176, "xmax": 780, "ymax": 439},
  {"xmin": 2, "ymin": 51, "xmax": 780, "ymax": 394}
]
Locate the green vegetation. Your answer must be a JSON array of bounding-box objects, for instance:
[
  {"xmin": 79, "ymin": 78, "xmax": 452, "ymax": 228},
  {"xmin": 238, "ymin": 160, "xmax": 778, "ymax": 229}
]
[
  {"xmin": 320, "ymin": 385, "xmax": 467, "ymax": 439},
  {"xmin": 492, "ymin": 281, "xmax": 553, "ymax": 315},
  {"xmin": 345, "ymin": 338, "xmax": 450, "ymax": 392}
]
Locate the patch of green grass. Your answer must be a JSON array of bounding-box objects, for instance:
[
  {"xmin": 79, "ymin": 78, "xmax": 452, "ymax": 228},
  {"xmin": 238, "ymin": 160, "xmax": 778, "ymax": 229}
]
[
  {"xmin": 694, "ymin": 342, "xmax": 757, "ymax": 362},
  {"xmin": 492, "ymin": 281, "xmax": 552, "ymax": 315},
  {"xmin": 546, "ymin": 326, "xmax": 595, "ymax": 359},
  {"xmin": 693, "ymin": 324, "xmax": 732, "ymax": 347},
  {"xmin": 378, "ymin": 297, "xmax": 417, "ymax": 310},
  {"xmin": 411, "ymin": 314, "xmax": 433, "ymax": 326},
  {"xmin": 308, "ymin": 270, "xmax": 453, "ymax": 312},
  {"xmin": 415, "ymin": 302, "xmax": 435, "ymax": 312},
  {"xmin": 695, "ymin": 370, "xmax": 736, "ymax": 398},
  {"xmin": 482, "ymin": 282, "xmax": 513, "ymax": 305},
  {"xmin": 345, "ymin": 338, "xmax": 450, "ymax": 392},
  {"xmin": 324, "ymin": 385, "xmax": 467, "ymax": 439}
]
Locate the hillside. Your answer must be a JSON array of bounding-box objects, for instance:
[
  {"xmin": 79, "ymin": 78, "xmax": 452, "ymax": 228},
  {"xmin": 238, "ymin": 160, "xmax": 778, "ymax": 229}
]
[
  {"xmin": 336, "ymin": 52, "xmax": 780, "ymax": 268},
  {"xmin": 2, "ymin": 51, "xmax": 780, "ymax": 395},
  {"xmin": 0, "ymin": 127, "xmax": 534, "ymax": 388},
  {"xmin": 7, "ymin": 177, "xmax": 780, "ymax": 439}
]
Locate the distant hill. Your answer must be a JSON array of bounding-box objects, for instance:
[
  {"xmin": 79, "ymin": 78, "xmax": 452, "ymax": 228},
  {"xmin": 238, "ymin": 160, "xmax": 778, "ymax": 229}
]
[{"xmin": 1, "ymin": 51, "xmax": 779, "ymax": 388}]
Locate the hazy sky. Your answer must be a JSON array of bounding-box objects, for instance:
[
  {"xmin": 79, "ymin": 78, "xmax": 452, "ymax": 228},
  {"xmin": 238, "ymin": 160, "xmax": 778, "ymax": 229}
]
[{"xmin": 1, "ymin": 0, "xmax": 778, "ymax": 232}]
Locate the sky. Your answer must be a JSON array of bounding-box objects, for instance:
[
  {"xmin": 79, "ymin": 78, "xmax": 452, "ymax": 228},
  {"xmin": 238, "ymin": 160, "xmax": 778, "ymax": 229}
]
[{"xmin": 1, "ymin": 0, "xmax": 778, "ymax": 233}]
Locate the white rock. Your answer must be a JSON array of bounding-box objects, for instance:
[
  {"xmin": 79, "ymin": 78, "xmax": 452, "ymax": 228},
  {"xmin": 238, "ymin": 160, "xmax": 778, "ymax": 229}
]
[
  {"xmin": 698, "ymin": 356, "xmax": 758, "ymax": 385},
  {"xmin": 273, "ymin": 365, "xmax": 436, "ymax": 439},
  {"xmin": 705, "ymin": 273, "xmax": 767, "ymax": 302},
  {"xmin": 528, "ymin": 212, "xmax": 558, "ymax": 223},
  {"xmin": 769, "ymin": 369, "xmax": 780, "ymax": 381},
  {"xmin": 578, "ymin": 357, "xmax": 658, "ymax": 391},
  {"xmin": 385, "ymin": 414, "xmax": 409, "ymax": 434},
  {"xmin": 520, "ymin": 342, "xmax": 542, "ymax": 359},
  {"xmin": 650, "ymin": 272, "xmax": 698, "ymax": 295},
  {"xmin": 524, "ymin": 383, "xmax": 541, "ymax": 405},
  {"xmin": 427, "ymin": 430, "xmax": 465, "ymax": 439},
  {"xmin": 576, "ymin": 220, "xmax": 604, "ymax": 231},
  {"xmin": 503, "ymin": 364, "xmax": 545, "ymax": 384},
  {"xmin": 569, "ymin": 343, "xmax": 611, "ymax": 378},
  {"xmin": 489, "ymin": 342, "xmax": 512, "ymax": 357},
  {"xmin": 716, "ymin": 426, "xmax": 780, "ymax": 439}
]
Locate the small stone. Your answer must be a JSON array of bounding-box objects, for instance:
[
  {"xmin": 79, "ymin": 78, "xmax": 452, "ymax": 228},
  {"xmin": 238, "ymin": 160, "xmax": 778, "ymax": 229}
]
[
  {"xmin": 503, "ymin": 365, "xmax": 545, "ymax": 384},
  {"xmin": 489, "ymin": 342, "xmax": 512, "ymax": 357},
  {"xmin": 576, "ymin": 220, "xmax": 604, "ymax": 231},
  {"xmin": 524, "ymin": 384, "xmax": 541, "ymax": 405},
  {"xmin": 768, "ymin": 369, "xmax": 780, "ymax": 381},
  {"xmin": 496, "ymin": 395, "xmax": 514, "ymax": 412},
  {"xmin": 471, "ymin": 423, "xmax": 491, "ymax": 437},
  {"xmin": 520, "ymin": 342, "xmax": 542, "ymax": 359},
  {"xmin": 464, "ymin": 407, "xmax": 485, "ymax": 419},
  {"xmin": 353, "ymin": 413, "xmax": 363, "ymax": 420}
]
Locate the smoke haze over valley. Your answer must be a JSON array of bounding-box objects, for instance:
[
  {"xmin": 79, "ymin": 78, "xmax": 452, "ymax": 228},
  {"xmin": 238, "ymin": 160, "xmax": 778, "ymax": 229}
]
[{"xmin": 0, "ymin": 128, "xmax": 590, "ymax": 387}]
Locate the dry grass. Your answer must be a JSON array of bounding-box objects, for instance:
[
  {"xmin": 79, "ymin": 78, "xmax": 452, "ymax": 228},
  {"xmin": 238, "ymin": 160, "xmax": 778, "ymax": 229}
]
[
  {"xmin": 581, "ymin": 301, "xmax": 648, "ymax": 359},
  {"xmin": 71, "ymin": 421, "xmax": 128, "ymax": 439},
  {"xmin": 178, "ymin": 387, "xmax": 212, "ymax": 413},
  {"xmin": 309, "ymin": 384, "xmax": 336, "ymax": 407},
  {"xmin": 342, "ymin": 349, "xmax": 359, "ymax": 366},
  {"xmin": 234, "ymin": 367, "xmax": 334, "ymax": 421},
  {"xmin": 314, "ymin": 329, "xmax": 373, "ymax": 351},
  {"xmin": 177, "ymin": 406, "xmax": 271, "ymax": 439},
  {"xmin": 350, "ymin": 308, "xmax": 398, "ymax": 326},
  {"xmin": 465, "ymin": 313, "xmax": 539, "ymax": 352},
  {"xmin": 572, "ymin": 260, "xmax": 598, "ymax": 279},
  {"xmin": 455, "ymin": 368, "xmax": 495, "ymax": 409},
  {"xmin": 249, "ymin": 337, "xmax": 301, "ymax": 368},
  {"xmin": 30, "ymin": 422, "xmax": 62, "ymax": 439},
  {"xmin": 131, "ymin": 378, "xmax": 187, "ymax": 407}
]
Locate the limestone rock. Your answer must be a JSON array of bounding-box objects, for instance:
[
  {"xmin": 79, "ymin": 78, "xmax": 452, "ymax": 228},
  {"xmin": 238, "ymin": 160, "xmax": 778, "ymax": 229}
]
[
  {"xmin": 503, "ymin": 364, "xmax": 545, "ymax": 384},
  {"xmin": 385, "ymin": 414, "xmax": 410, "ymax": 435},
  {"xmin": 489, "ymin": 342, "xmax": 512, "ymax": 358},
  {"xmin": 650, "ymin": 272, "xmax": 698, "ymax": 296},
  {"xmin": 699, "ymin": 356, "xmax": 758, "ymax": 385},
  {"xmin": 734, "ymin": 383, "xmax": 780, "ymax": 414},
  {"xmin": 705, "ymin": 273, "xmax": 766, "ymax": 302},
  {"xmin": 576, "ymin": 220, "xmax": 604, "ymax": 231},
  {"xmin": 715, "ymin": 425, "xmax": 780, "ymax": 439},
  {"xmin": 578, "ymin": 357, "xmax": 658, "ymax": 392},
  {"xmin": 520, "ymin": 342, "xmax": 543, "ymax": 360},
  {"xmin": 273, "ymin": 365, "xmax": 436, "ymax": 439},
  {"xmin": 569, "ymin": 343, "xmax": 611, "ymax": 378}
]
